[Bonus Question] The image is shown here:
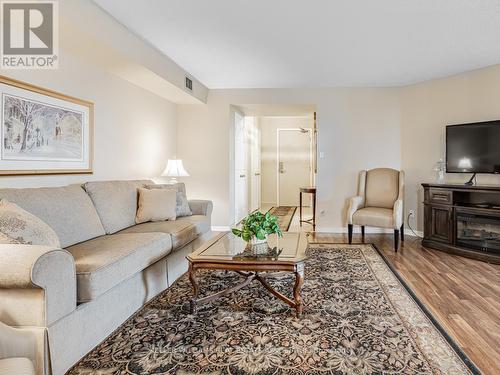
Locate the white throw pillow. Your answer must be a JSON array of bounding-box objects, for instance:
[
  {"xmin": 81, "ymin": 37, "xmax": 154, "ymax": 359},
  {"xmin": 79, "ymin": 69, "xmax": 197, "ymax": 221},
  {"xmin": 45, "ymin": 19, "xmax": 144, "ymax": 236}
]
[
  {"xmin": 136, "ymin": 188, "xmax": 177, "ymax": 224},
  {"xmin": 0, "ymin": 200, "xmax": 61, "ymax": 247},
  {"xmin": 145, "ymin": 183, "xmax": 192, "ymax": 217}
]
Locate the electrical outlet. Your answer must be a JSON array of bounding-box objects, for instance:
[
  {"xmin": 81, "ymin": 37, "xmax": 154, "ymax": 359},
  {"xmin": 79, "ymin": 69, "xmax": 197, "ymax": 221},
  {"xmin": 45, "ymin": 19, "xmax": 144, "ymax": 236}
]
[{"xmin": 408, "ymin": 209, "xmax": 415, "ymax": 217}]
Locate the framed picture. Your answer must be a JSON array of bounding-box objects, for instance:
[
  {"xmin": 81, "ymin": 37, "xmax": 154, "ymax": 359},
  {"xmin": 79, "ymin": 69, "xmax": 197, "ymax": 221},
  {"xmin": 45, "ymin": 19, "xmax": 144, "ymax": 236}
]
[{"xmin": 0, "ymin": 75, "xmax": 93, "ymax": 175}]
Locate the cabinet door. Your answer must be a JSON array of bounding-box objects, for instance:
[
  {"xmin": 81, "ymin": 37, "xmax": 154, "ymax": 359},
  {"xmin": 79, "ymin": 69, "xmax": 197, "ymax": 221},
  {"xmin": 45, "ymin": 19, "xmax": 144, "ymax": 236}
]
[{"xmin": 425, "ymin": 204, "xmax": 453, "ymax": 243}]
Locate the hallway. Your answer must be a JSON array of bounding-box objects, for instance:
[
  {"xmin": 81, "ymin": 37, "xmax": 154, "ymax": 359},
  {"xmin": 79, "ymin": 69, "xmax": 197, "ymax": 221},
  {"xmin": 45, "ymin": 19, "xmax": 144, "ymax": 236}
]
[{"xmin": 260, "ymin": 203, "xmax": 314, "ymax": 233}]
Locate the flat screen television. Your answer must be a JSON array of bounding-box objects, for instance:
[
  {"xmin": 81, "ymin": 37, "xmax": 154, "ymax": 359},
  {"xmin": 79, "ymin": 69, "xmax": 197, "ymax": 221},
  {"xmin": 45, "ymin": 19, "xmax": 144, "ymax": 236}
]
[{"xmin": 446, "ymin": 121, "xmax": 500, "ymax": 174}]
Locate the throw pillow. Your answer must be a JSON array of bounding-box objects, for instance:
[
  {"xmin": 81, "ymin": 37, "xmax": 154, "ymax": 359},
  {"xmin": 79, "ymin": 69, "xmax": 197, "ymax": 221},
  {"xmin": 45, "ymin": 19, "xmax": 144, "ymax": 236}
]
[
  {"xmin": 145, "ymin": 183, "xmax": 192, "ymax": 217},
  {"xmin": 0, "ymin": 200, "xmax": 61, "ymax": 247},
  {"xmin": 136, "ymin": 188, "xmax": 177, "ymax": 224},
  {"xmin": 0, "ymin": 232, "xmax": 21, "ymax": 244}
]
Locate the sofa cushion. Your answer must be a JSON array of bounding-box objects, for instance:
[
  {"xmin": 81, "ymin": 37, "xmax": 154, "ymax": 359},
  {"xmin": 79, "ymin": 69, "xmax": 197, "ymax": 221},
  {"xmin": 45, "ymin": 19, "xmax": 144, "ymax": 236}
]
[
  {"xmin": 352, "ymin": 207, "xmax": 394, "ymax": 228},
  {"xmin": 67, "ymin": 233, "xmax": 171, "ymax": 302},
  {"xmin": 0, "ymin": 185, "xmax": 105, "ymax": 248},
  {"xmin": 0, "ymin": 358, "xmax": 35, "ymax": 375},
  {"xmin": 118, "ymin": 218, "xmax": 207, "ymax": 250},
  {"xmin": 150, "ymin": 182, "xmax": 187, "ymax": 195},
  {"xmin": 176, "ymin": 215, "xmax": 211, "ymax": 236},
  {"xmin": 0, "ymin": 200, "xmax": 60, "ymax": 247},
  {"xmin": 83, "ymin": 180, "xmax": 152, "ymax": 234}
]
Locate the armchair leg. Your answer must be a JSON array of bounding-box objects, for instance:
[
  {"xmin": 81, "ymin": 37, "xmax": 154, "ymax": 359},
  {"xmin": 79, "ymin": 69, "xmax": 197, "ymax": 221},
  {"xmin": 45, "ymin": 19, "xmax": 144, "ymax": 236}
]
[
  {"xmin": 400, "ymin": 224, "xmax": 404, "ymax": 242},
  {"xmin": 348, "ymin": 224, "xmax": 353, "ymax": 244},
  {"xmin": 394, "ymin": 229, "xmax": 399, "ymax": 252},
  {"xmin": 361, "ymin": 225, "xmax": 365, "ymax": 239}
]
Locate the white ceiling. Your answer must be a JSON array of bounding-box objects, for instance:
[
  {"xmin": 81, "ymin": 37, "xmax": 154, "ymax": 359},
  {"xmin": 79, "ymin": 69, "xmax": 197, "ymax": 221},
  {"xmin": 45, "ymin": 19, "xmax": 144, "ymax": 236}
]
[{"xmin": 94, "ymin": 0, "xmax": 500, "ymax": 89}]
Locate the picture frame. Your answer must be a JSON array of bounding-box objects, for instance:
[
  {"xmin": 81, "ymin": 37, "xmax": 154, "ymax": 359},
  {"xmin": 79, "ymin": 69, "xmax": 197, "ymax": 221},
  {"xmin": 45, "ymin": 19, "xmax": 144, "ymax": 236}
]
[{"xmin": 0, "ymin": 75, "xmax": 93, "ymax": 175}]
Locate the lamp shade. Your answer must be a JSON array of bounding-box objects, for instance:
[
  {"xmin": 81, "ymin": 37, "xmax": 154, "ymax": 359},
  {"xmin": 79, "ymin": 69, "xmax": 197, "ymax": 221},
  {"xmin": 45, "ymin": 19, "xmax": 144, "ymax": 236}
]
[{"xmin": 161, "ymin": 159, "xmax": 189, "ymax": 177}]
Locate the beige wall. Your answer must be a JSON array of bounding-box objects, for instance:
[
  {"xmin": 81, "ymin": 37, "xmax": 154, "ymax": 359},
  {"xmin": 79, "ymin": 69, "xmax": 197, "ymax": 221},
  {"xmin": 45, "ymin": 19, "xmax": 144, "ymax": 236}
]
[
  {"xmin": 179, "ymin": 65, "xmax": 500, "ymax": 231},
  {"xmin": 178, "ymin": 88, "xmax": 402, "ymax": 229},
  {"xmin": 401, "ymin": 64, "xmax": 500, "ymax": 231},
  {"xmin": 0, "ymin": 50, "xmax": 177, "ymax": 189},
  {"xmin": 260, "ymin": 116, "xmax": 312, "ymax": 205},
  {"xmin": 6, "ymin": 2, "xmax": 500, "ymax": 234}
]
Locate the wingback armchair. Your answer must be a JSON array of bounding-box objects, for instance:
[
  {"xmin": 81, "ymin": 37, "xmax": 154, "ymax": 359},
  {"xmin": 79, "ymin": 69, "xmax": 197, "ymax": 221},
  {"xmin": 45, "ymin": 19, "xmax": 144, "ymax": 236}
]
[{"xmin": 347, "ymin": 168, "xmax": 405, "ymax": 251}]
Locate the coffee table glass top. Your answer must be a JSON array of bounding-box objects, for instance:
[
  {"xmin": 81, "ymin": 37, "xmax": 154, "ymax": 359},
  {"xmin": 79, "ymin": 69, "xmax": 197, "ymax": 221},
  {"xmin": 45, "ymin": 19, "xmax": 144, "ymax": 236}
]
[{"xmin": 188, "ymin": 232, "xmax": 308, "ymax": 264}]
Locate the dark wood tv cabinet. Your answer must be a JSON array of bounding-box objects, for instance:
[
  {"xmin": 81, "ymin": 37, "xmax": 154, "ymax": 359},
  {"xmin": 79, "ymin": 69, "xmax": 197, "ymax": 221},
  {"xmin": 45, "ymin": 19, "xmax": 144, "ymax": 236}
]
[{"xmin": 422, "ymin": 183, "xmax": 500, "ymax": 264}]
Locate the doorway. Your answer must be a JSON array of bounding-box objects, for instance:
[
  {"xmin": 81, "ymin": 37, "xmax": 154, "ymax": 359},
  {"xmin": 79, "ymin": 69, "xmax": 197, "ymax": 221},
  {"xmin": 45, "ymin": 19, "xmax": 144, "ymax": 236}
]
[
  {"xmin": 277, "ymin": 128, "xmax": 313, "ymax": 206},
  {"xmin": 231, "ymin": 105, "xmax": 316, "ymax": 228},
  {"xmin": 260, "ymin": 115, "xmax": 314, "ymax": 210}
]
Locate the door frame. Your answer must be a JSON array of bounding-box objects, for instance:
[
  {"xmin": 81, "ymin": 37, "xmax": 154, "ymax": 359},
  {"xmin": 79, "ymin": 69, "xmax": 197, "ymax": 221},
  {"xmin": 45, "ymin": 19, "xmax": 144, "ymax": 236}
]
[
  {"xmin": 232, "ymin": 107, "xmax": 249, "ymax": 224},
  {"xmin": 248, "ymin": 117, "xmax": 261, "ymax": 212},
  {"xmin": 276, "ymin": 128, "xmax": 313, "ymax": 206}
]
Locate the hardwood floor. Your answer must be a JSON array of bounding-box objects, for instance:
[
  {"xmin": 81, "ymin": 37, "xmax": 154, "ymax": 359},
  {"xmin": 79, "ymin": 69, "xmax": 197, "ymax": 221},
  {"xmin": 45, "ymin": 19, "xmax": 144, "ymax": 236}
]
[
  {"xmin": 306, "ymin": 232, "xmax": 500, "ymax": 375},
  {"xmin": 263, "ymin": 205, "xmax": 499, "ymax": 373}
]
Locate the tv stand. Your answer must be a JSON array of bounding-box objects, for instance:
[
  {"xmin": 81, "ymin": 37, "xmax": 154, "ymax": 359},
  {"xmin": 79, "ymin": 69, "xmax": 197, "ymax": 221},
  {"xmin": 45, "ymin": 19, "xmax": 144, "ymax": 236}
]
[
  {"xmin": 422, "ymin": 183, "xmax": 500, "ymax": 264},
  {"xmin": 464, "ymin": 173, "xmax": 476, "ymax": 186}
]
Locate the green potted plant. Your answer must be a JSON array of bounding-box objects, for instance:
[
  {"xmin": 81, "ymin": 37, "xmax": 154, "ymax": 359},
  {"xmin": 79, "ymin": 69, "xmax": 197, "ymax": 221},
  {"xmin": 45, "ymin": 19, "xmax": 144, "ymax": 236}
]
[{"xmin": 232, "ymin": 211, "xmax": 283, "ymax": 246}]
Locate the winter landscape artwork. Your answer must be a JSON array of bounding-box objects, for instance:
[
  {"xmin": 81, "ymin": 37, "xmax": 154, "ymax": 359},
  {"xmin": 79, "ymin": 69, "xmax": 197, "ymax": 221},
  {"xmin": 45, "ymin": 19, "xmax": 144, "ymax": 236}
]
[
  {"xmin": 0, "ymin": 76, "xmax": 93, "ymax": 175},
  {"xmin": 3, "ymin": 94, "xmax": 83, "ymax": 161}
]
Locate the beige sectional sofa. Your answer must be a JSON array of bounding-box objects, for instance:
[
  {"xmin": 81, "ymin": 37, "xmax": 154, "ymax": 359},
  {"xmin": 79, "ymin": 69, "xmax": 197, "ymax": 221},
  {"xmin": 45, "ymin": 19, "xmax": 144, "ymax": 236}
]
[{"xmin": 0, "ymin": 180, "xmax": 213, "ymax": 375}]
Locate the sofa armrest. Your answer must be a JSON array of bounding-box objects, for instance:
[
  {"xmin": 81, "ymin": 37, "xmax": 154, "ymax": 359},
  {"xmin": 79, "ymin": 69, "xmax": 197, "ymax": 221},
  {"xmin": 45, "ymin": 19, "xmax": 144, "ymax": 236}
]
[
  {"xmin": 393, "ymin": 199, "xmax": 404, "ymax": 229},
  {"xmin": 188, "ymin": 200, "xmax": 213, "ymax": 216},
  {"xmin": 347, "ymin": 196, "xmax": 364, "ymax": 225},
  {"xmin": 0, "ymin": 245, "xmax": 76, "ymax": 326}
]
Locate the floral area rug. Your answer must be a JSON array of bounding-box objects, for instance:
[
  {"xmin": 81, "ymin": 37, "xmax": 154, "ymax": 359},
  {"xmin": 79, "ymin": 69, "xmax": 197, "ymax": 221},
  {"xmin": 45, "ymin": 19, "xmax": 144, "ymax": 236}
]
[{"xmin": 68, "ymin": 244, "xmax": 480, "ymax": 375}]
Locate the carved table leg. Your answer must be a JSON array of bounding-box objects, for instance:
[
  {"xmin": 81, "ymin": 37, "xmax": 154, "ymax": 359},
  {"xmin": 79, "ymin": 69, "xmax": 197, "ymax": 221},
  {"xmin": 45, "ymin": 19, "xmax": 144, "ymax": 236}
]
[
  {"xmin": 294, "ymin": 263, "xmax": 305, "ymax": 318},
  {"xmin": 188, "ymin": 262, "xmax": 199, "ymax": 313}
]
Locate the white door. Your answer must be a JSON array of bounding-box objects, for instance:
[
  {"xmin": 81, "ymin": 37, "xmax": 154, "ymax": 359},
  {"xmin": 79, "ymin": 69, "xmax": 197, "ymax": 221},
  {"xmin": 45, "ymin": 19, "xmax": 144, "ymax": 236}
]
[
  {"xmin": 234, "ymin": 111, "xmax": 248, "ymax": 222},
  {"xmin": 277, "ymin": 129, "xmax": 312, "ymax": 206},
  {"xmin": 249, "ymin": 118, "xmax": 261, "ymax": 211}
]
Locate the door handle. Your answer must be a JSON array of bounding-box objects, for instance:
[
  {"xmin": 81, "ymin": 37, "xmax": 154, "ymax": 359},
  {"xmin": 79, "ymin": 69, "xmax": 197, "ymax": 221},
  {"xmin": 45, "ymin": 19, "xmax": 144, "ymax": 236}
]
[
  {"xmin": 254, "ymin": 173, "xmax": 260, "ymax": 176},
  {"xmin": 279, "ymin": 162, "xmax": 284, "ymax": 174},
  {"xmin": 239, "ymin": 174, "xmax": 246, "ymax": 178}
]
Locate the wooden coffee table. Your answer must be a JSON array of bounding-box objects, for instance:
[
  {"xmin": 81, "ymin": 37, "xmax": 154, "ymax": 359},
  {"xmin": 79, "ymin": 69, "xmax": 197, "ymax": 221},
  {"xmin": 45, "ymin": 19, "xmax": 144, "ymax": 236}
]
[{"xmin": 187, "ymin": 232, "xmax": 308, "ymax": 317}]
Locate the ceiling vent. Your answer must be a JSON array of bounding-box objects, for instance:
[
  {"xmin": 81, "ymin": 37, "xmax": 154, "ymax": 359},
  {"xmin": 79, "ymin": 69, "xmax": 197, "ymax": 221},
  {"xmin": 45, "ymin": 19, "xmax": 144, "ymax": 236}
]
[{"xmin": 185, "ymin": 76, "xmax": 193, "ymax": 91}]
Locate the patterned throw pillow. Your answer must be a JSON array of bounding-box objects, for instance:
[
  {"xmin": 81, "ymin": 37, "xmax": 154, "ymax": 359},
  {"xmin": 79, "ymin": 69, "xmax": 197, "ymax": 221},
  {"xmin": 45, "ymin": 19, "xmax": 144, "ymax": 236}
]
[
  {"xmin": 0, "ymin": 231, "xmax": 21, "ymax": 244},
  {"xmin": 0, "ymin": 200, "xmax": 61, "ymax": 247},
  {"xmin": 145, "ymin": 184, "xmax": 192, "ymax": 217}
]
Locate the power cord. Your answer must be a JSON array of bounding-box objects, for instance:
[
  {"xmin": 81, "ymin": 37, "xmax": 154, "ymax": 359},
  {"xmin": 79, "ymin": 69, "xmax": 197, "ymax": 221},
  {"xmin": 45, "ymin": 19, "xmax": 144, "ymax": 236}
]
[{"xmin": 407, "ymin": 212, "xmax": 423, "ymax": 239}]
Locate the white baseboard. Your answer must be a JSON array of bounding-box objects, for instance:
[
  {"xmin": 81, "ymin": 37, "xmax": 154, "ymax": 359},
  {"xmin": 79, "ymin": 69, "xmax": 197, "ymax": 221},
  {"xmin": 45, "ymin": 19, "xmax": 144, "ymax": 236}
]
[
  {"xmin": 212, "ymin": 226, "xmax": 423, "ymax": 237},
  {"xmin": 317, "ymin": 227, "xmax": 392, "ymax": 234},
  {"xmin": 405, "ymin": 227, "xmax": 424, "ymax": 237},
  {"xmin": 211, "ymin": 226, "xmax": 230, "ymax": 232},
  {"xmin": 316, "ymin": 226, "xmax": 423, "ymax": 237}
]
